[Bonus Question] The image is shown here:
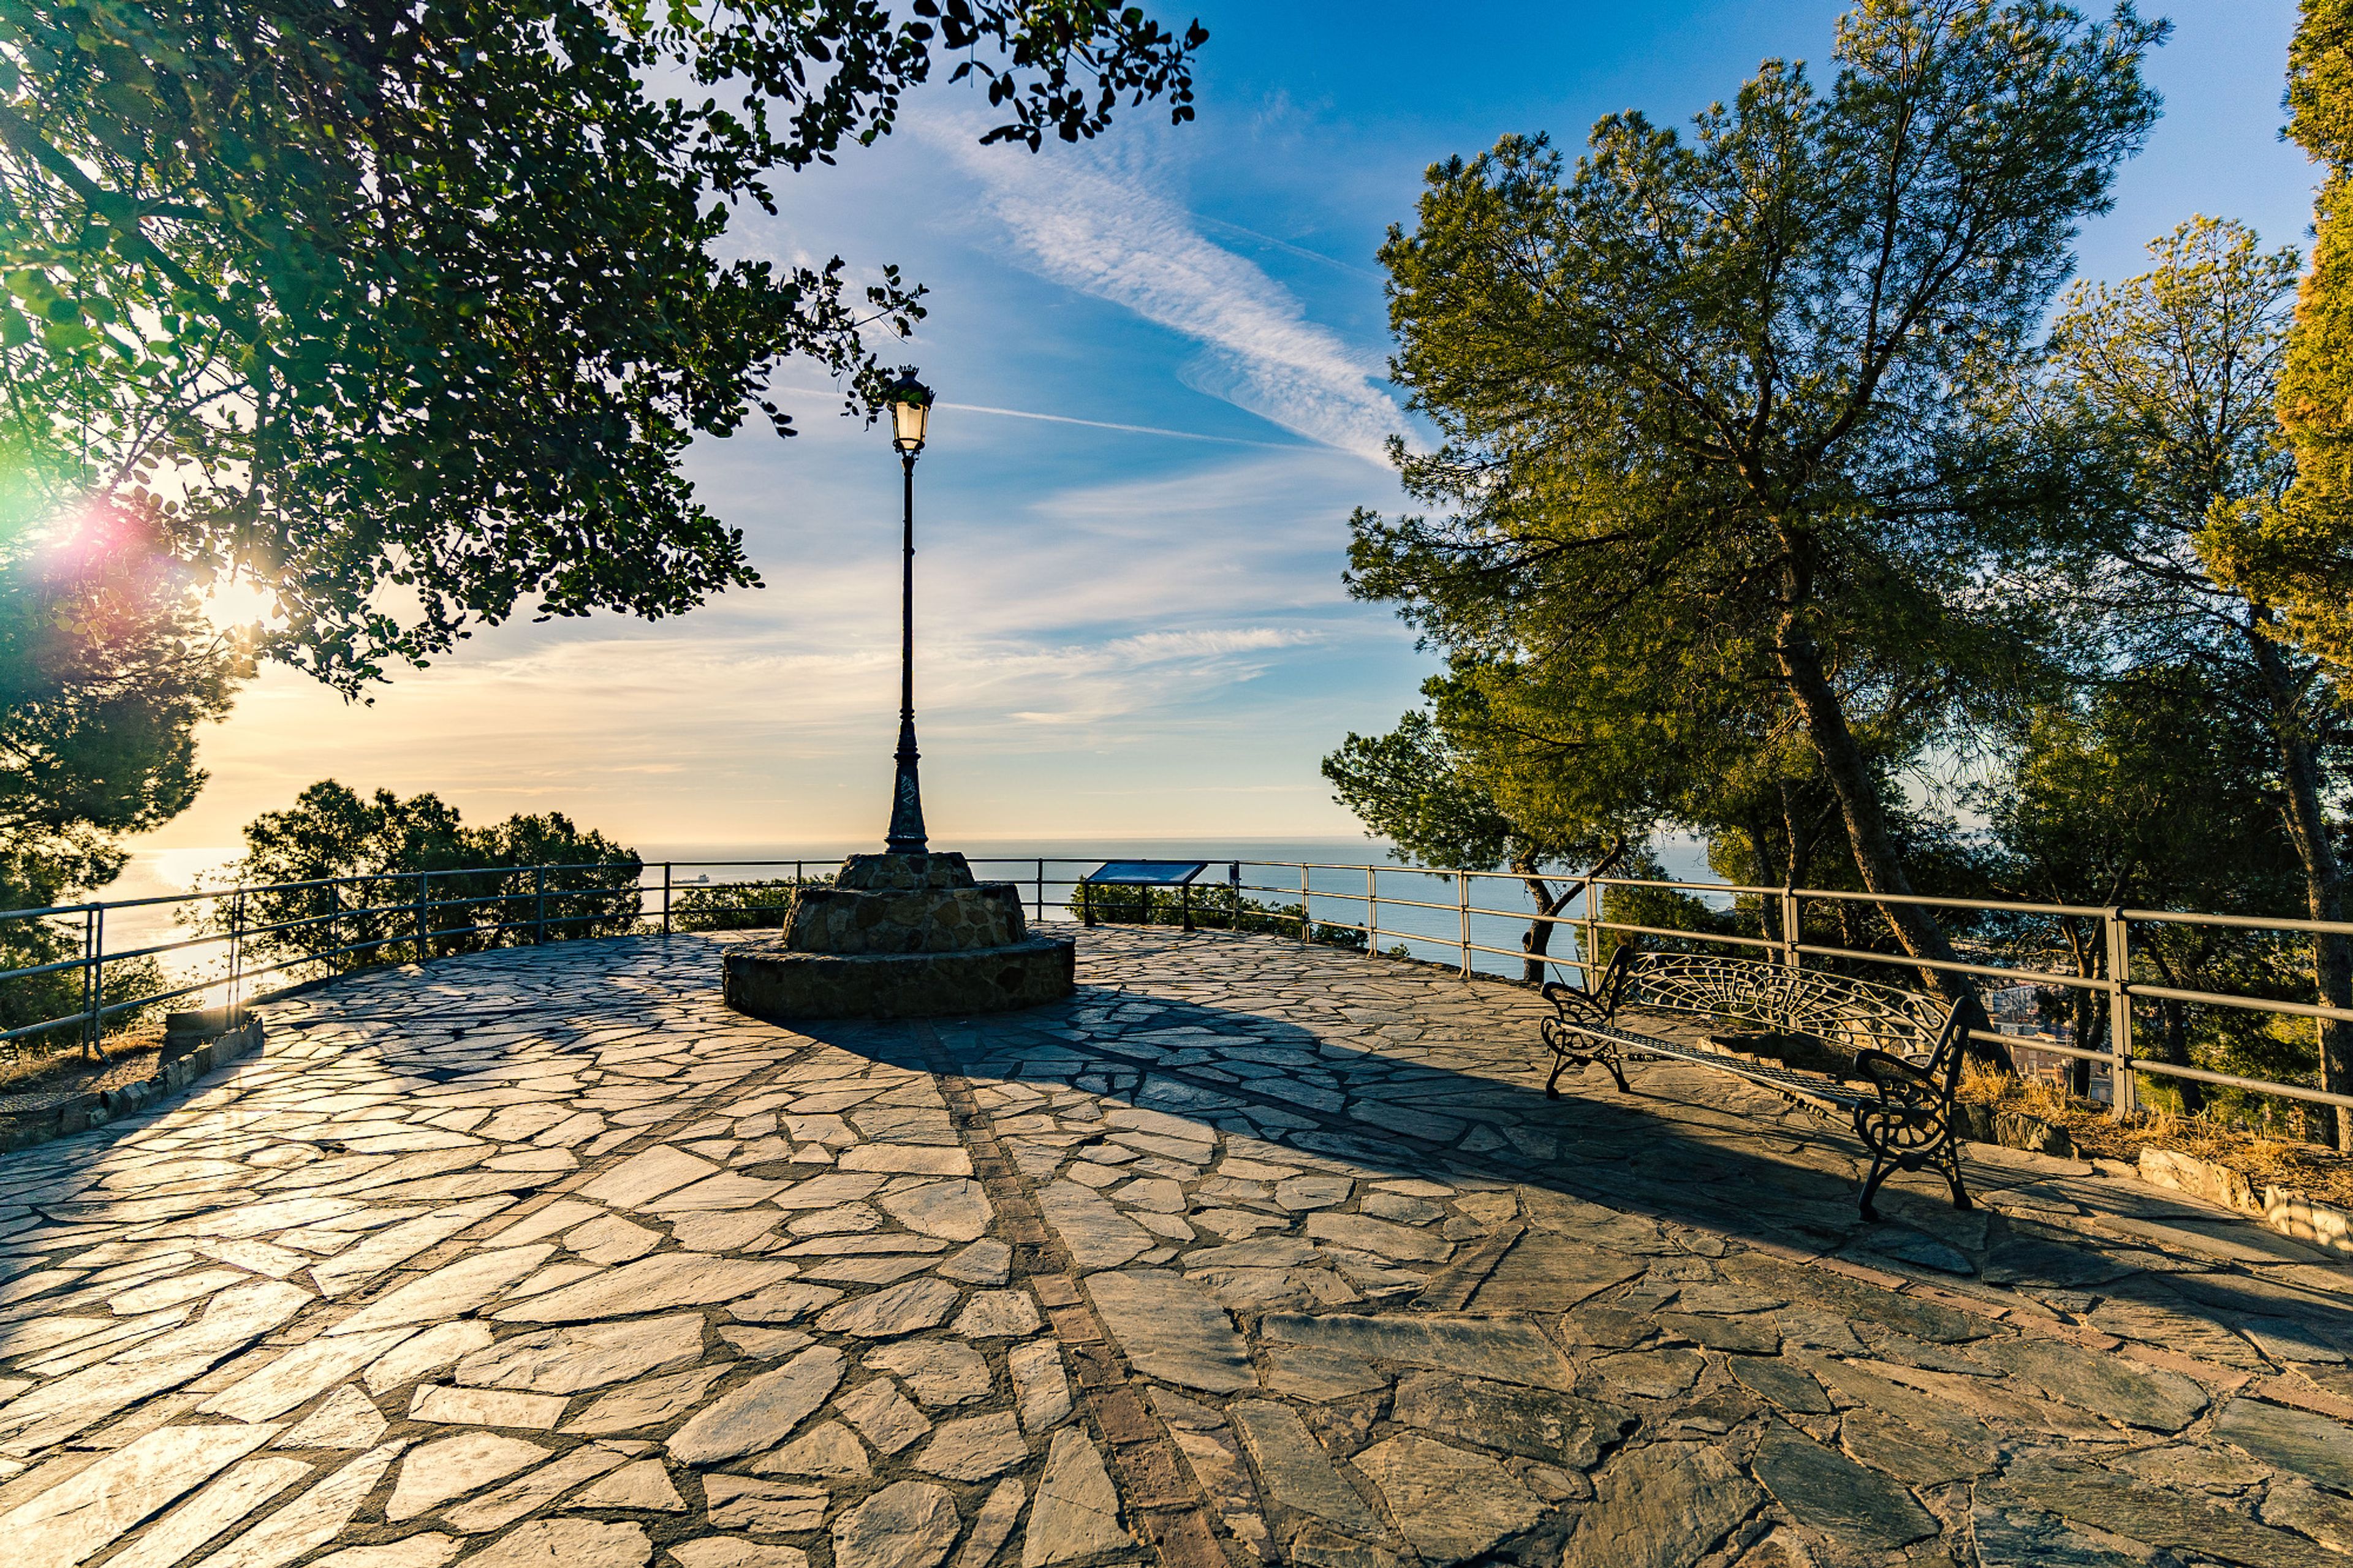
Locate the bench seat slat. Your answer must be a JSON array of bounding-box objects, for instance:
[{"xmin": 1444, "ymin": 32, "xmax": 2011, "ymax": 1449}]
[{"xmin": 1557, "ymin": 1023, "xmax": 1866, "ymax": 1115}]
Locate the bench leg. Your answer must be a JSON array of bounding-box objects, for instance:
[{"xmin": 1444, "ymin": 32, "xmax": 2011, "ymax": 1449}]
[
  {"xmin": 1940, "ymin": 1136, "xmax": 1972, "ymax": 1211},
  {"xmin": 1858, "ymin": 1146, "xmax": 1893, "ymax": 1222},
  {"xmin": 1541, "ymin": 1021, "xmax": 1630, "ymax": 1099}
]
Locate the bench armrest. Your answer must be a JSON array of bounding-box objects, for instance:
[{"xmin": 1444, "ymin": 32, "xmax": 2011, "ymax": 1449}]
[{"xmin": 1855, "ymin": 1047, "xmax": 1946, "ymax": 1110}]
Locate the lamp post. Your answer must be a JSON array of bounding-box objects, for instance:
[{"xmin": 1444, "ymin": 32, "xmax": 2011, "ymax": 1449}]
[{"xmin": 883, "ymin": 372, "xmax": 934, "ymax": 854}]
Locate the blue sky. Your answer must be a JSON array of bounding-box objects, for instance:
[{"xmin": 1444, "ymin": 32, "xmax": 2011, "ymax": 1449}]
[{"xmin": 146, "ymin": 0, "xmax": 2323, "ymax": 854}]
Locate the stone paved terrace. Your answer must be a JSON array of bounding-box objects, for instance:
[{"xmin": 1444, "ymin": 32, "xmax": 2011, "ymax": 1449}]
[{"xmin": 3, "ymin": 931, "xmax": 2353, "ymax": 1568}]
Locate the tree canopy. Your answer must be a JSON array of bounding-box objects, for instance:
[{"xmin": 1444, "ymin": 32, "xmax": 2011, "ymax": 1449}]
[
  {"xmin": 1347, "ymin": 0, "xmax": 2165, "ymax": 991},
  {"xmin": 0, "ymin": 0, "xmax": 1207, "ymax": 690}
]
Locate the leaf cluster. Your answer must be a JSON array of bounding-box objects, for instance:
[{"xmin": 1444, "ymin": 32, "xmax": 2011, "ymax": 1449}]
[{"xmin": 0, "ymin": 0, "xmax": 1206, "ymax": 689}]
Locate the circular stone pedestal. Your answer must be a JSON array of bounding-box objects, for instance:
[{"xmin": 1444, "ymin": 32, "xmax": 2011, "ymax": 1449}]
[{"xmin": 722, "ymin": 850, "xmax": 1075, "ymax": 1021}]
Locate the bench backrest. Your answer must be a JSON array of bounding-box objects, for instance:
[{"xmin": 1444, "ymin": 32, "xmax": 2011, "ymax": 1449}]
[{"xmin": 1615, "ymin": 949, "xmax": 1976, "ymax": 1086}]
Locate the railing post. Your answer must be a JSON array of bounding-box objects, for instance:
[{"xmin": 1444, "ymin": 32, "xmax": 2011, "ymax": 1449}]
[
  {"xmin": 1366, "ymin": 866, "xmax": 1378, "ymax": 955},
  {"xmin": 1298, "ymin": 865, "xmax": 1310, "ymax": 943},
  {"xmin": 662, "ymin": 863, "xmax": 673, "ymax": 936},
  {"xmin": 328, "ymin": 881, "xmax": 342, "ymax": 972},
  {"xmin": 1458, "ymin": 873, "xmax": 1472, "ymax": 979},
  {"xmin": 534, "ymin": 866, "xmax": 547, "ymax": 945},
  {"xmin": 1779, "ymin": 885, "xmax": 1802, "ymax": 1032},
  {"xmin": 82, "ymin": 906, "xmax": 98, "ymax": 1056},
  {"xmin": 2107, "ymin": 907, "xmax": 2137, "ymax": 1118},
  {"xmin": 1229, "ymin": 862, "xmax": 1240, "ymax": 931},
  {"xmin": 416, "ymin": 870, "xmax": 430, "ymax": 963},
  {"xmin": 230, "ymin": 888, "xmax": 246, "ymax": 1025},
  {"xmin": 1037, "ymin": 858, "xmax": 1045, "ymax": 921},
  {"xmin": 1583, "ymin": 877, "xmax": 1599, "ymax": 988}
]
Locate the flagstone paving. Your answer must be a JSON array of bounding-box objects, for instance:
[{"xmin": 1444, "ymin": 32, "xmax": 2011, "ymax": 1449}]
[{"xmin": 2, "ymin": 930, "xmax": 2353, "ymax": 1568}]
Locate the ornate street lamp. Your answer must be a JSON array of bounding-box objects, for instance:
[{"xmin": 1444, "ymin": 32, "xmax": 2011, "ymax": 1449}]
[{"xmin": 883, "ymin": 371, "xmax": 934, "ymax": 854}]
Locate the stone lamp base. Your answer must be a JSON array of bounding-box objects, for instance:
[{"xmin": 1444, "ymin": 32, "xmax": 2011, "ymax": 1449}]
[{"xmin": 722, "ymin": 851, "xmax": 1075, "ymax": 1021}]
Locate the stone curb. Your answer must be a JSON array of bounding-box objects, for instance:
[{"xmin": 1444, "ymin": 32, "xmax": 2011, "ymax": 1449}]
[
  {"xmin": 0, "ymin": 1016, "xmax": 263, "ymax": 1154},
  {"xmin": 2136, "ymin": 1144, "xmax": 2353, "ymax": 1258}
]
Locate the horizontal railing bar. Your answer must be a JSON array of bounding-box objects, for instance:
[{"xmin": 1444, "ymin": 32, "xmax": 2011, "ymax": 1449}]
[
  {"xmin": 1755, "ymin": 885, "xmax": 2117, "ymax": 919},
  {"xmin": 2127, "ymin": 982, "xmax": 2353, "ymax": 1026},
  {"xmin": 1587, "ymin": 920, "xmax": 1782, "ymax": 950},
  {"xmin": 1790, "ymin": 943, "xmax": 2096, "ymax": 991},
  {"xmin": 2123, "ymin": 907, "xmax": 2353, "ymax": 939}
]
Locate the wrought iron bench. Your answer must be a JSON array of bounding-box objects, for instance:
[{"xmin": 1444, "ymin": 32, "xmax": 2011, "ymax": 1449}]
[{"xmin": 1539, "ymin": 944, "xmax": 1987, "ymax": 1220}]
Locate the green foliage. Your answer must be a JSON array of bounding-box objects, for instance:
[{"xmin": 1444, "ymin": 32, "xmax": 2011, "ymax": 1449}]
[
  {"xmin": 1348, "ymin": 0, "xmax": 2163, "ymax": 983},
  {"xmin": 0, "ymin": 507, "xmax": 248, "ymax": 1055},
  {"xmin": 0, "ymin": 0, "xmax": 1207, "ymax": 691},
  {"xmin": 210, "ymin": 782, "xmax": 640, "ymax": 970},
  {"xmin": 669, "ymin": 877, "xmax": 819, "ymax": 932},
  {"xmin": 2200, "ymin": 0, "xmax": 2353, "ymax": 671},
  {"xmin": 1065, "ymin": 883, "xmax": 1365, "ymax": 950}
]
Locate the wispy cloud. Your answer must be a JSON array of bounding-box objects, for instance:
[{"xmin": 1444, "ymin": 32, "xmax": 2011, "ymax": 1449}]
[{"xmin": 926, "ymin": 119, "xmax": 1404, "ymax": 464}]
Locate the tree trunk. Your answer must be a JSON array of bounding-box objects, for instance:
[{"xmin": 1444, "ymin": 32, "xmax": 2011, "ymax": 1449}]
[
  {"xmin": 1776, "ymin": 613, "xmax": 1971, "ymax": 999},
  {"xmin": 2144, "ymin": 944, "xmax": 2204, "ymax": 1117},
  {"xmin": 1515, "ymin": 837, "xmax": 1629, "ymax": 984},
  {"xmin": 2247, "ymin": 619, "xmax": 2353, "ymax": 1151},
  {"xmin": 2061, "ymin": 918, "xmax": 2096, "ymax": 1100}
]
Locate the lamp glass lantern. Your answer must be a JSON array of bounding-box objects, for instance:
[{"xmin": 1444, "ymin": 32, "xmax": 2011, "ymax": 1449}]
[{"xmin": 887, "ymin": 374, "xmax": 933, "ymax": 455}]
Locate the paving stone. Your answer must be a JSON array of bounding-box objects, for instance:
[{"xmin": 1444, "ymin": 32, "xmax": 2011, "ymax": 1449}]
[
  {"xmin": 493, "ymin": 1255, "xmax": 795, "ymax": 1324},
  {"xmin": 104, "ymin": 1457, "xmax": 316, "ymax": 1568},
  {"xmin": 577, "ymin": 1148, "xmax": 717, "ymax": 1210},
  {"xmin": 732, "ymin": 1284, "xmax": 846, "ymax": 1325},
  {"xmin": 568, "ymin": 1460, "xmax": 685, "ymax": 1512},
  {"xmin": 387, "ymin": 1433, "xmax": 550, "ymax": 1521},
  {"xmin": 562, "ymin": 1365, "xmax": 732, "ymax": 1434},
  {"xmin": 1353, "ymin": 1432, "xmax": 1541, "ymax": 1564},
  {"xmin": 951, "ymin": 1291, "xmax": 1042, "ymax": 1339},
  {"xmin": 1023, "ymin": 1430, "xmax": 1128, "ymax": 1568},
  {"xmin": 565, "ymin": 1216, "xmax": 664, "ymax": 1266},
  {"xmin": 1969, "ymin": 1502, "xmax": 2150, "ymax": 1567},
  {"xmin": 455, "ymin": 1314, "xmax": 705, "ymax": 1395},
  {"xmin": 202, "ymin": 1327, "xmax": 417, "ymax": 1422},
  {"xmin": 1274, "ymin": 1178, "xmax": 1352, "ymax": 1212},
  {"xmin": 1008, "ymin": 1341, "xmax": 1072, "ymax": 1435},
  {"xmin": 1391, "ymin": 1371, "xmax": 1627, "ymax": 1468},
  {"xmin": 364, "ymin": 1323, "xmax": 496, "ymax": 1396},
  {"xmin": 667, "ymin": 1347, "xmax": 847, "ymax": 1464},
  {"xmin": 2, "ymin": 1422, "xmax": 279, "ymax": 1568},
  {"xmin": 836, "ymin": 1379, "xmax": 931, "ymax": 1455},
  {"xmin": 1259, "ymin": 1344, "xmax": 1387, "ymax": 1403},
  {"xmin": 1980, "ymin": 1449, "xmax": 2338, "ymax": 1567},
  {"xmin": 938, "ymin": 1240, "xmax": 1012, "ymax": 1286},
  {"xmin": 1085, "ymin": 1270, "xmax": 1254, "ymax": 1393},
  {"xmin": 190, "ymin": 1441, "xmax": 405, "ymax": 1568},
  {"xmin": 1228, "ymin": 1400, "xmax": 1379, "ymax": 1532},
  {"xmin": 1590, "ymin": 1347, "xmax": 1705, "ymax": 1401},
  {"xmin": 445, "ymin": 1444, "xmax": 628, "ymax": 1533},
  {"xmin": 308, "ymin": 1536, "xmax": 460, "ymax": 1568},
  {"xmin": 817, "ymin": 1278, "xmax": 961, "ymax": 1338},
  {"xmin": 866, "ymin": 1341, "xmax": 991, "ymax": 1406},
  {"xmin": 916, "ymin": 1412, "xmax": 1029, "ymax": 1481},
  {"xmin": 276, "ymin": 1385, "xmax": 388, "ymax": 1449},
  {"xmin": 408, "ymin": 1384, "xmax": 567, "ymax": 1430},
  {"xmin": 2213, "ymin": 1396, "xmax": 2353, "ymax": 1490},
  {"xmin": 1749, "ymin": 1420, "xmax": 1937, "ymax": 1549},
  {"xmin": 1837, "ymin": 1407, "xmax": 1993, "ymax": 1483},
  {"xmin": 953, "ymin": 1480, "xmax": 1025, "ymax": 1568},
  {"xmin": 1034, "ymin": 1180, "xmax": 1158, "ymax": 1270},
  {"xmin": 882, "ymin": 1181, "xmax": 995, "ymax": 1241},
  {"xmin": 1260, "ymin": 1313, "xmax": 1576, "ymax": 1391},
  {"xmin": 1967, "ymin": 1335, "xmax": 2207, "ymax": 1433},
  {"xmin": 750, "ymin": 1422, "xmax": 870, "ymax": 1477},
  {"xmin": 327, "ymin": 1247, "xmax": 553, "ymax": 1336},
  {"xmin": 835, "ymin": 1481, "xmax": 961, "ymax": 1568},
  {"xmin": 670, "ymin": 1542, "xmax": 808, "ymax": 1568},
  {"xmin": 1303, "ymin": 1214, "xmax": 1450, "ymax": 1263},
  {"xmin": 704, "ymin": 1475, "xmax": 829, "ymax": 1532},
  {"xmin": 1560, "ymin": 1442, "xmax": 1762, "ymax": 1568},
  {"xmin": 460, "ymin": 1518, "xmax": 650, "ymax": 1568},
  {"xmin": 2262, "ymin": 1476, "xmax": 2353, "ymax": 1552}
]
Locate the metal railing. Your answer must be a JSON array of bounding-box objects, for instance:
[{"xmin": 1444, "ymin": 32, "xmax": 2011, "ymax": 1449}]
[{"xmin": 6, "ymin": 852, "xmax": 2352, "ymax": 1123}]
